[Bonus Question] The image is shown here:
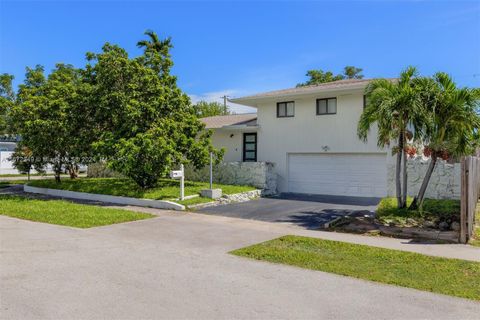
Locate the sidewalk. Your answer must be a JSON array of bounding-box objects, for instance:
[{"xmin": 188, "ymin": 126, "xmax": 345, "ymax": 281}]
[{"xmin": 185, "ymin": 211, "xmax": 480, "ymax": 262}]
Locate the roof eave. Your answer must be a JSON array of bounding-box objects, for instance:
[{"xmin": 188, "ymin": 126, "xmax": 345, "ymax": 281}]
[{"xmin": 229, "ymin": 83, "xmax": 368, "ymax": 106}]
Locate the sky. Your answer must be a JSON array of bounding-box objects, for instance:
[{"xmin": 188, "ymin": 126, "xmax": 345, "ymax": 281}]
[{"xmin": 1, "ymin": 0, "xmax": 479, "ymax": 113}]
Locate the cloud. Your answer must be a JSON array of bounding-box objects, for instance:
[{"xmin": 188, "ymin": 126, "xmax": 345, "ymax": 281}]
[{"xmin": 188, "ymin": 89, "xmax": 256, "ymax": 114}]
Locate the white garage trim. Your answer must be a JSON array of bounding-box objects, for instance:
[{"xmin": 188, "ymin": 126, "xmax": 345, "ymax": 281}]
[{"xmin": 287, "ymin": 153, "xmax": 387, "ymax": 197}]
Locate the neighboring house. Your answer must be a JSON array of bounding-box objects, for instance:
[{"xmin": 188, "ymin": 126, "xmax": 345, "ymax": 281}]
[
  {"xmin": 202, "ymin": 114, "xmax": 259, "ymax": 162},
  {"xmin": 0, "ymin": 141, "xmax": 18, "ymax": 174},
  {"xmin": 202, "ymin": 79, "xmax": 390, "ymax": 197}
]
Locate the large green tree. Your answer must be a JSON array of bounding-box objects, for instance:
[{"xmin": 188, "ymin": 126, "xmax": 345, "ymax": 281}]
[
  {"xmin": 193, "ymin": 101, "xmax": 231, "ymax": 118},
  {"xmin": 297, "ymin": 65, "xmax": 364, "ymax": 87},
  {"xmin": 358, "ymin": 67, "xmax": 426, "ymax": 209},
  {"xmin": 11, "ymin": 64, "xmax": 94, "ymax": 182},
  {"xmin": 0, "ymin": 73, "xmax": 15, "ymax": 136},
  {"xmin": 86, "ymin": 31, "xmax": 221, "ymax": 188},
  {"xmin": 409, "ymin": 73, "xmax": 480, "ymax": 209}
]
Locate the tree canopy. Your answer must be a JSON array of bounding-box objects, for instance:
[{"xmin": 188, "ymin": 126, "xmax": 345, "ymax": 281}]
[
  {"xmin": 297, "ymin": 65, "xmax": 364, "ymax": 87},
  {"xmin": 5, "ymin": 31, "xmax": 222, "ymax": 188},
  {"xmin": 193, "ymin": 101, "xmax": 231, "ymax": 118}
]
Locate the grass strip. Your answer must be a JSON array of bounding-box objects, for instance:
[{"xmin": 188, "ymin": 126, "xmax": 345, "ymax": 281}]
[
  {"xmin": 231, "ymin": 235, "xmax": 480, "ymax": 300},
  {"xmin": 0, "ymin": 195, "xmax": 153, "ymax": 228},
  {"xmin": 28, "ymin": 178, "xmax": 255, "ymax": 201}
]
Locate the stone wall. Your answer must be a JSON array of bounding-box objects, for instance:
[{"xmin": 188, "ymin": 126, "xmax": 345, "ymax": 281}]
[
  {"xmin": 185, "ymin": 162, "xmax": 277, "ymax": 195},
  {"xmin": 387, "ymin": 157, "xmax": 461, "ymax": 200}
]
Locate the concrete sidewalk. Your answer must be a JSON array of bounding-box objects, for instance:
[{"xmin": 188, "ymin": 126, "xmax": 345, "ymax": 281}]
[{"xmin": 190, "ymin": 211, "xmax": 480, "ymax": 262}]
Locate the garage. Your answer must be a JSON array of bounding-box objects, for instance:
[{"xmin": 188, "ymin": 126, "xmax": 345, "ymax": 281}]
[{"xmin": 287, "ymin": 153, "xmax": 387, "ymax": 197}]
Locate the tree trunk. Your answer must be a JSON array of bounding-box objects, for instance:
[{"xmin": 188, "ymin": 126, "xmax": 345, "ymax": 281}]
[
  {"xmin": 401, "ymin": 131, "xmax": 408, "ymax": 209},
  {"xmin": 409, "ymin": 154, "xmax": 437, "ymax": 210},
  {"xmin": 396, "ymin": 132, "xmax": 404, "ymax": 208},
  {"xmin": 67, "ymin": 164, "xmax": 78, "ymax": 179}
]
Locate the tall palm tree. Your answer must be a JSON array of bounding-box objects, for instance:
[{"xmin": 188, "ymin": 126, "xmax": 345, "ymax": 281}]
[
  {"xmin": 409, "ymin": 73, "xmax": 480, "ymax": 209},
  {"xmin": 137, "ymin": 30, "xmax": 173, "ymax": 77},
  {"xmin": 358, "ymin": 67, "xmax": 426, "ymax": 208},
  {"xmin": 137, "ymin": 30, "xmax": 172, "ymax": 56}
]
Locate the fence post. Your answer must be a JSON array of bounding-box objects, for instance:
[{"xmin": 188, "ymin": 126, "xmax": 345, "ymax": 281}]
[{"xmin": 460, "ymin": 157, "xmax": 468, "ymax": 244}]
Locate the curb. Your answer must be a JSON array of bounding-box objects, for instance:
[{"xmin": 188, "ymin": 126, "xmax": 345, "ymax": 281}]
[{"xmin": 23, "ymin": 185, "xmax": 185, "ymax": 211}]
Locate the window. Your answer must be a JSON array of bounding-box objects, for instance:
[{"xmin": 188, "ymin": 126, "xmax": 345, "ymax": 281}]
[
  {"xmin": 316, "ymin": 98, "xmax": 337, "ymax": 115},
  {"xmin": 363, "ymin": 95, "xmax": 370, "ymax": 110},
  {"xmin": 277, "ymin": 101, "xmax": 295, "ymax": 117},
  {"xmin": 243, "ymin": 133, "xmax": 257, "ymax": 162}
]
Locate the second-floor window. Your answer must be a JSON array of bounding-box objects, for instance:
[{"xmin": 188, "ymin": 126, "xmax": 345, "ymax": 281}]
[
  {"xmin": 316, "ymin": 98, "xmax": 337, "ymax": 115},
  {"xmin": 277, "ymin": 101, "xmax": 295, "ymax": 118}
]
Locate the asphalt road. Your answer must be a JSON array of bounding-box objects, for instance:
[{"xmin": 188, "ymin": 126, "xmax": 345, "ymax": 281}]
[{"xmin": 1, "ymin": 210, "xmax": 479, "ymax": 319}]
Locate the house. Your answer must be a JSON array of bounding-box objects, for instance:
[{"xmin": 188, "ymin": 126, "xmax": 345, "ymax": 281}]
[
  {"xmin": 0, "ymin": 141, "xmax": 18, "ymax": 174},
  {"xmin": 202, "ymin": 79, "xmax": 390, "ymax": 198}
]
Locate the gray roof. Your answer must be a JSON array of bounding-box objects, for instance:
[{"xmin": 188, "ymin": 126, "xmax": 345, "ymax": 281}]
[
  {"xmin": 201, "ymin": 114, "xmax": 257, "ymax": 129},
  {"xmin": 230, "ymin": 78, "xmax": 396, "ymax": 106}
]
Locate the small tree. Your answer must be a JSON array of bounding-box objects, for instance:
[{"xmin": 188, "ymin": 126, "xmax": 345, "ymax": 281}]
[
  {"xmin": 10, "ymin": 145, "xmax": 46, "ymax": 180},
  {"xmin": 409, "ymin": 73, "xmax": 480, "ymax": 209},
  {"xmin": 193, "ymin": 101, "xmax": 231, "ymax": 117}
]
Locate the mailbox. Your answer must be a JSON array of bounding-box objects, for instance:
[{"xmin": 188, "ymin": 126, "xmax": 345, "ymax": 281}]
[{"xmin": 170, "ymin": 170, "xmax": 183, "ymax": 179}]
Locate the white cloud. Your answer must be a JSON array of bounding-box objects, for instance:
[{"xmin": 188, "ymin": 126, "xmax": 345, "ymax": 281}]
[{"xmin": 188, "ymin": 89, "xmax": 256, "ymax": 114}]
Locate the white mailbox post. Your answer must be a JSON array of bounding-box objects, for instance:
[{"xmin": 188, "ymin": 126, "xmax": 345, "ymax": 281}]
[{"xmin": 170, "ymin": 164, "xmax": 184, "ymax": 201}]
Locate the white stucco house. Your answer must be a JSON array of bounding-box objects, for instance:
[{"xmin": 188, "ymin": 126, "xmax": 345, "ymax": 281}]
[{"xmin": 202, "ymin": 79, "xmax": 391, "ymax": 198}]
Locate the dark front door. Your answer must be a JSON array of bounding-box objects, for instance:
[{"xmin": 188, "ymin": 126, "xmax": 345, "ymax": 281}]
[{"xmin": 243, "ymin": 133, "xmax": 257, "ymax": 162}]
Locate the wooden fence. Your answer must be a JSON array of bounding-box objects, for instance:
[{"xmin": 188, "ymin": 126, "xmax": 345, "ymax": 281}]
[{"xmin": 460, "ymin": 156, "xmax": 480, "ymax": 243}]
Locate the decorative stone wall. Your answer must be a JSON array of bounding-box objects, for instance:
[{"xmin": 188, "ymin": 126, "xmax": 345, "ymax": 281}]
[
  {"xmin": 387, "ymin": 157, "xmax": 461, "ymax": 200},
  {"xmin": 185, "ymin": 162, "xmax": 277, "ymax": 195}
]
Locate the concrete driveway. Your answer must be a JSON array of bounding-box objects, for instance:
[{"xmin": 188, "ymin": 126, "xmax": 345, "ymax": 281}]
[
  {"xmin": 2, "ymin": 211, "xmax": 479, "ymax": 319},
  {"xmin": 196, "ymin": 193, "xmax": 380, "ymax": 229}
]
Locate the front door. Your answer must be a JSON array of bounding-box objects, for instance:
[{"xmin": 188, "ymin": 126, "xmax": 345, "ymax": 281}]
[{"xmin": 243, "ymin": 133, "xmax": 257, "ymax": 162}]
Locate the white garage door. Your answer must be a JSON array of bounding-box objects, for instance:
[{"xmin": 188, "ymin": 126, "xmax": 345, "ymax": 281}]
[{"xmin": 288, "ymin": 153, "xmax": 387, "ymax": 197}]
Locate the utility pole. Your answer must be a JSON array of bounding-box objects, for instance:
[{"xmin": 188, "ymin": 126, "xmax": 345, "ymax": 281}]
[{"xmin": 220, "ymin": 95, "xmax": 229, "ymax": 113}]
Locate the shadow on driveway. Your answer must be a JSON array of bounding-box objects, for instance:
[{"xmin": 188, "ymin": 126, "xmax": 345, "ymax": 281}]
[{"xmin": 195, "ymin": 193, "xmax": 381, "ymax": 230}]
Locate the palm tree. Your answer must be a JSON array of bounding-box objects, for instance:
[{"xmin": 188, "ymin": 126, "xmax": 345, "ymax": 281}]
[
  {"xmin": 409, "ymin": 73, "xmax": 480, "ymax": 209},
  {"xmin": 137, "ymin": 30, "xmax": 172, "ymax": 55},
  {"xmin": 137, "ymin": 30, "xmax": 173, "ymax": 76},
  {"xmin": 358, "ymin": 67, "xmax": 426, "ymax": 208}
]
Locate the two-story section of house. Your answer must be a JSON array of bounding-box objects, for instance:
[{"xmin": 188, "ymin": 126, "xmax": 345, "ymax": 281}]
[{"xmin": 202, "ymin": 79, "xmax": 391, "ymax": 198}]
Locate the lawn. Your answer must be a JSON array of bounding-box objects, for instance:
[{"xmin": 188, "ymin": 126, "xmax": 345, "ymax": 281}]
[
  {"xmin": 376, "ymin": 197, "xmax": 460, "ymax": 227},
  {"xmin": 0, "ymin": 180, "xmax": 28, "ymax": 188},
  {"xmin": 471, "ymin": 204, "xmax": 480, "ymax": 247},
  {"xmin": 0, "ymin": 195, "xmax": 153, "ymax": 228},
  {"xmin": 28, "ymin": 178, "xmax": 256, "ymax": 201},
  {"xmin": 231, "ymin": 235, "xmax": 480, "ymax": 300}
]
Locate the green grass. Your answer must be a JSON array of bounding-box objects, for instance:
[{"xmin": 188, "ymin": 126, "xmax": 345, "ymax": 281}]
[
  {"xmin": 471, "ymin": 205, "xmax": 480, "ymax": 247},
  {"xmin": 0, "ymin": 173, "xmax": 60, "ymax": 178},
  {"xmin": 0, "ymin": 195, "xmax": 153, "ymax": 228},
  {"xmin": 0, "ymin": 180, "xmax": 28, "ymax": 188},
  {"xmin": 376, "ymin": 197, "xmax": 460, "ymax": 226},
  {"xmin": 231, "ymin": 235, "xmax": 480, "ymax": 300},
  {"xmin": 28, "ymin": 178, "xmax": 256, "ymax": 201}
]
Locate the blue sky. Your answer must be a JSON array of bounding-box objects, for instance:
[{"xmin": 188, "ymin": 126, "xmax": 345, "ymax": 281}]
[{"xmin": 1, "ymin": 0, "xmax": 479, "ymax": 113}]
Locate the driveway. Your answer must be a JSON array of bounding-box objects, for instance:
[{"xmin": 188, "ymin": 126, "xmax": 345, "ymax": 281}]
[
  {"xmin": 1, "ymin": 212, "xmax": 479, "ymax": 319},
  {"xmin": 196, "ymin": 193, "xmax": 380, "ymax": 229}
]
